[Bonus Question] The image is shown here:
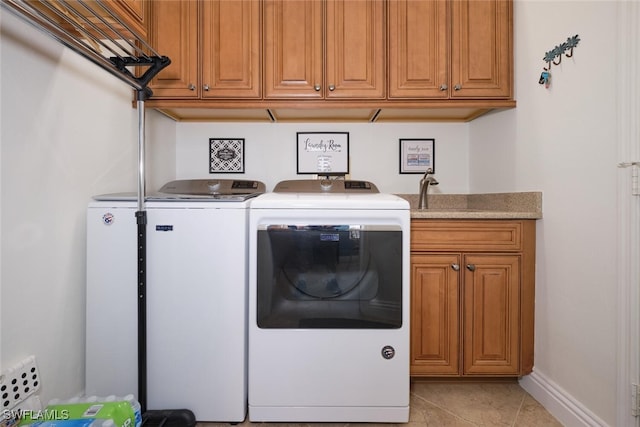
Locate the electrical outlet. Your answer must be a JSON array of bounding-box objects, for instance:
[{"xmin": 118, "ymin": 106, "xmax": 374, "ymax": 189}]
[{"xmin": 0, "ymin": 356, "xmax": 41, "ymax": 411}]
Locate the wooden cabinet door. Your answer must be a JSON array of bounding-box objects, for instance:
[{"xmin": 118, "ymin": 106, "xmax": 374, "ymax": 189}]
[
  {"xmin": 325, "ymin": 0, "xmax": 386, "ymax": 99},
  {"xmin": 450, "ymin": 0, "xmax": 512, "ymax": 98},
  {"xmin": 410, "ymin": 253, "xmax": 460, "ymax": 376},
  {"xmin": 263, "ymin": 0, "xmax": 323, "ymax": 99},
  {"xmin": 201, "ymin": 0, "xmax": 261, "ymax": 98},
  {"xmin": 388, "ymin": 0, "xmax": 448, "ymax": 99},
  {"xmin": 147, "ymin": 0, "xmax": 199, "ymax": 98},
  {"xmin": 109, "ymin": 0, "xmax": 146, "ymax": 37},
  {"xmin": 27, "ymin": 0, "xmax": 146, "ymax": 39},
  {"xmin": 462, "ymin": 254, "xmax": 520, "ymax": 375}
]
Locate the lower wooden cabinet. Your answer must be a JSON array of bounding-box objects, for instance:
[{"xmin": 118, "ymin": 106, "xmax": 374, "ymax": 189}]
[
  {"xmin": 410, "ymin": 220, "xmax": 535, "ymax": 377},
  {"xmin": 411, "ymin": 253, "xmax": 460, "ymax": 375}
]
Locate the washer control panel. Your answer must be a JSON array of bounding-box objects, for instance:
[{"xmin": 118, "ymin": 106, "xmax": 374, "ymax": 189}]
[{"xmin": 158, "ymin": 179, "xmax": 266, "ymax": 199}]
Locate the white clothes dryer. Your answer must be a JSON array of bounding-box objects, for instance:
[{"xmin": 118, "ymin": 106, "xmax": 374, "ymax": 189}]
[
  {"xmin": 86, "ymin": 179, "xmax": 264, "ymax": 423},
  {"xmin": 248, "ymin": 179, "xmax": 410, "ymax": 422}
]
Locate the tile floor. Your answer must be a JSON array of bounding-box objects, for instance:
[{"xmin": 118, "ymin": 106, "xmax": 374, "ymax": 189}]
[{"xmin": 197, "ymin": 380, "xmax": 563, "ymax": 427}]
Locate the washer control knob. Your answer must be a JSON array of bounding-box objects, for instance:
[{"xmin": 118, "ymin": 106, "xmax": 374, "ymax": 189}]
[
  {"xmin": 381, "ymin": 345, "xmax": 395, "ymax": 360},
  {"xmin": 320, "ymin": 179, "xmax": 333, "ymax": 191}
]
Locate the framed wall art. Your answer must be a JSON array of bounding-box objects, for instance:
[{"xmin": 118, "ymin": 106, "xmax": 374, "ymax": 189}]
[
  {"xmin": 296, "ymin": 132, "xmax": 349, "ymax": 175},
  {"xmin": 209, "ymin": 138, "xmax": 244, "ymax": 173},
  {"xmin": 399, "ymin": 138, "xmax": 435, "ymax": 174}
]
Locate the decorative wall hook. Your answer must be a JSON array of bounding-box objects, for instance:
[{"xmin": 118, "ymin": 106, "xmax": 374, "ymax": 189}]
[
  {"xmin": 538, "ymin": 34, "xmax": 580, "ymax": 88},
  {"xmin": 543, "ymin": 34, "xmax": 580, "ymax": 71}
]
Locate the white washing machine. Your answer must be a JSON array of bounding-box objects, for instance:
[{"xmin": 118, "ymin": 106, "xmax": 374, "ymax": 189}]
[
  {"xmin": 85, "ymin": 179, "xmax": 264, "ymax": 422},
  {"xmin": 248, "ymin": 179, "xmax": 411, "ymax": 422}
]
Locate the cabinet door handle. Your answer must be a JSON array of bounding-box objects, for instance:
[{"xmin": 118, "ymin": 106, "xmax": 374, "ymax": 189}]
[
  {"xmin": 451, "ymin": 263, "xmax": 460, "ymax": 271},
  {"xmin": 203, "ymin": 84, "xmax": 210, "ymax": 91},
  {"xmin": 454, "ymin": 84, "xmax": 462, "ymax": 91},
  {"xmin": 328, "ymin": 84, "xmax": 336, "ymax": 91},
  {"xmin": 188, "ymin": 83, "xmax": 196, "ymax": 91},
  {"xmin": 466, "ymin": 264, "xmax": 476, "ymax": 271},
  {"xmin": 439, "ymin": 84, "xmax": 448, "ymax": 91},
  {"xmin": 314, "ymin": 84, "xmax": 321, "ymax": 92}
]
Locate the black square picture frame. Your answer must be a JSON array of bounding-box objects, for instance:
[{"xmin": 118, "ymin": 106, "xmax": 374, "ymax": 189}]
[
  {"xmin": 209, "ymin": 138, "xmax": 245, "ymax": 173},
  {"xmin": 399, "ymin": 138, "xmax": 435, "ymax": 174}
]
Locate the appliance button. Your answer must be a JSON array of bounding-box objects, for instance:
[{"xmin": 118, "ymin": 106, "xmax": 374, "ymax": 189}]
[{"xmin": 381, "ymin": 345, "xmax": 395, "ymax": 360}]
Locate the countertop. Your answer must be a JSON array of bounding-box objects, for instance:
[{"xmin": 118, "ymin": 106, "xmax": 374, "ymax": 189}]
[{"xmin": 396, "ymin": 192, "xmax": 542, "ymax": 219}]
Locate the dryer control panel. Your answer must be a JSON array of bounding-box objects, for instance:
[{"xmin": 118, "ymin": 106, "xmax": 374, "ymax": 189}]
[{"xmin": 274, "ymin": 179, "xmax": 379, "ymax": 193}]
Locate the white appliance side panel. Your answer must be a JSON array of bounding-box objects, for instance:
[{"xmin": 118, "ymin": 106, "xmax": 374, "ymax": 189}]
[
  {"xmin": 86, "ymin": 205, "xmax": 138, "ymax": 397},
  {"xmin": 145, "ymin": 207, "xmax": 248, "ymax": 422}
]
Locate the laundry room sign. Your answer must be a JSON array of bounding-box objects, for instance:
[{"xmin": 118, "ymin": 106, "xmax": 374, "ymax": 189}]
[{"xmin": 296, "ymin": 132, "xmax": 349, "ymax": 175}]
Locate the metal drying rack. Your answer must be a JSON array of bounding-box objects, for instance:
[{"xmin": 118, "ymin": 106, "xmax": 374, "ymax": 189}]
[{"xmin": 0, "ymin": 1, "xmax": 183, "ymax": 423}]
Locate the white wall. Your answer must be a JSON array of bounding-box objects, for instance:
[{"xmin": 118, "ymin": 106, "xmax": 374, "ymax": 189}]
[
  {"xmin": 147, "ymin": 110, "xmax": 177, "ymax": 190},
  {"xmin": 0, "ymin": 13, "xmax": 174, "ymax": 403},
  {"xmin": 470, "ymin": 1, "xmax": 619, "ymax": 425},
  {"xmin": 176, "ymin": 122, "xmax": 469, "ymax": 194}
]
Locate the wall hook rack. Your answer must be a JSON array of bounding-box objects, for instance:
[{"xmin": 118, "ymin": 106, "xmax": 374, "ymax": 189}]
[
  {"xmin": 539, "ymin": 34, "xmax": 580, "ymax": 88},
  {"xmin": 543, "ymin": 34, "xmax": 580, "ymax": 71}
]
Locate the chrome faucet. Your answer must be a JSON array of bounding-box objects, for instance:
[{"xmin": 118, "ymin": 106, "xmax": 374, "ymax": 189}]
[{"xmin": 418, "ymin": 168, "xmax": 439, "ymax": 209}]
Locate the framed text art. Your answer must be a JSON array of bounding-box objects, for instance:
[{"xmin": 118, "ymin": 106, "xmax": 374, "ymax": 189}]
[
  {"xmin": 399, "ymin": 138, "xmax": 435, "ymax": 174},
  {"xmin": 210, "ymin": 138, "xmax": 244, "ymax": 173},
  {"xmin": 296, "ymin": 132, "xmax": 349, "ymax": 175}
]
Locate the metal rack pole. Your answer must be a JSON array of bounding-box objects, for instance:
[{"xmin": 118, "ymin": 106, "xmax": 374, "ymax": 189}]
[{"xmin": 135, "ymin": 90, "xmax": 148, "ymax": 412}]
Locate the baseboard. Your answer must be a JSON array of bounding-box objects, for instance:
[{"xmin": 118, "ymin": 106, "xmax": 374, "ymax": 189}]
[{"xmin": 519, "ymin": 370, "xmax": 610, "ymax": 427}]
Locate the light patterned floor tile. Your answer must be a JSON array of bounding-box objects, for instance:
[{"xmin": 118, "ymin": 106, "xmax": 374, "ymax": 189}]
[{"xmin": 196, "ymin": 381, "xmax": 562, "ymax": 427}]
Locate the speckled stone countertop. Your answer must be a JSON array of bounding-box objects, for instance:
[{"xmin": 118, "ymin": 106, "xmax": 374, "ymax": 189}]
[{"xmin": 396, "ymin": 192, "xmax": 542, "ymax": 219}]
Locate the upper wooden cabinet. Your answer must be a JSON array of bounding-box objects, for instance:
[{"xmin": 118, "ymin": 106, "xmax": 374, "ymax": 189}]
[
  {"xmin": 146, "ymin": 0, "xmax": 197, "ymax": 99},
  {"xmin": 203, "ymin": 0, "xmax": 261, "ymax": 98},
  {"xmin": 388, "ymin": 0, "xmax": 448, "ymax": 99},
  {"xmin": 26, "ymin": 0, "xmax": 146, "ymax": 39},
  {"xmin": 388, "ymin": 0, "xmax": 512, "ymax": 99},
  {"xmin": 264, "ymin": 0, "xmax": 385, "ymax": 100},
  {"xmin": 147, "ymin": 0, "xmax": 261, "ymax": 99},
  {"xmin": 107, "ymin": 0, "xmax": 146, "ymax": 38},
  {"xmin": 143, "ymin": 0, "xmax": 515, "ymax": 121},
  {"xmin": 263, "ymin": 0, "xmax": 322, "ymax": 99},
  {"xmin": 450, "ymin": 0, "xmax": 512, "ymax": 98}
]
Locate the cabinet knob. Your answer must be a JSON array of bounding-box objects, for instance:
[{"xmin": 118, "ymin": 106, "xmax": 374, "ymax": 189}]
[
  {"xmin": 439, "ymin": 84, "xmax": 448, "ymax": 91},
  {"xmin": 466, "ymin": 264, "xmax": 476, "ymax": 271},
  {"xmin": 314, "ymin": 84, "xmax": 321, "ymax": 92},
  {"xmin": 188, "ymin": 84, "xmax": 196, "ymax": 91},
  {"xmin": 454, "ymin": 84, "xmax": 462, "ymax": 91},
  {"xmin": 328, "ymin": 85, "xmax": 335, "ymax": 91},
  {"xmin": 203, "ymin": 84, "xmax": 210, "ymax": 91},
  {"xmin": 451, "ymin": 263, "xmax": 460, "ymax": 271}
]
